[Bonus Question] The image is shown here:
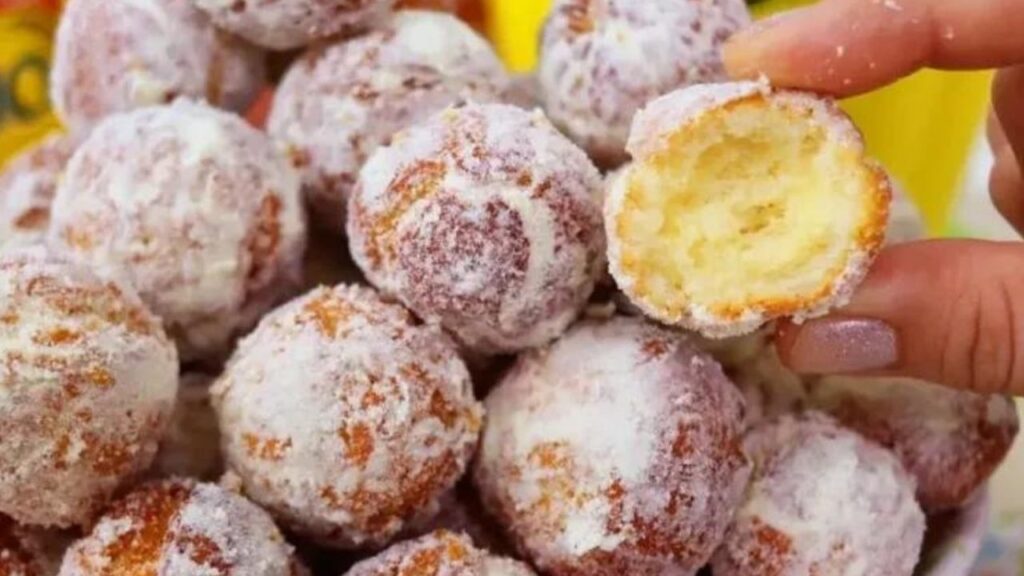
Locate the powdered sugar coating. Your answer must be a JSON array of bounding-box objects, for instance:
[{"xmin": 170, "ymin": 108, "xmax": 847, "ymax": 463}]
[
  {"xmin": 152, "ymin": 373, "xmax": 222, "ymax": 481},
  {"xmin": 0, "ymin": 248, "xmax": 178, "ymax": 528},
  {"xmin": 608, "ymin": 81, "xmax": 890, "ymax": 338},
  {"xmin": 474, "ymin": 316, "xmax": 750, "ymax": 575},
  {"xmin": 712, "ymin": 413, "xmax": 925, "ymax": 576},
  {"xmin": 348, "ymin": 103, "xmax": 606, "ymax": 356},
  {"xmin": 0, "ymin": 135, "xmax": 77, "ymax": 250},
  {"xmin": 48, "ymin": 100, "xmax": 307, "ymax": 362},
  {"xmin": 51, "ymin": 0, "xmax": 264, "ymax": 135},
  {"xmin": 269, "ymin": 10, "xmax": 508, "ymax": 232},
  {"xmin": 193, "ymin": 0, "xmax": 396, "ymax": 50},
  {"xmin": 806, "ymin": 377, "xmax": 1019, "ymax": 512},
  {"xmin": 347, "ymin": 530, "xmax": 535, "ymax": 576},
  {"xmin": 213, "ymin": 284, "xmax": 483, "ymax": 549},
  {"xmin": 59, "ymin": 478, "xmax": 302, "ymax": 576},
  {"xmin": 538, "ymin": 0, "xmax": 749, "ymax": 166}
]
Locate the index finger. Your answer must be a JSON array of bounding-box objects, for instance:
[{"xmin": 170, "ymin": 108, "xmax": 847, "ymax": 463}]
[{"xmin": 723, "ymin": 0, "xmax": 1024, "ymax": 97}]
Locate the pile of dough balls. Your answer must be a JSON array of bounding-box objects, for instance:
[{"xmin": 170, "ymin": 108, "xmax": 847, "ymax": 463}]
[
  {"xmin": 475, "ymin": 316, "xmax": 750, "ymax": 575},
  {"xmin": 348, "ymin": 102, "xmax": 606, "ymax": 356},
  {"xmin": 269, "ymin": 10, "xmax": 509, "ymax": 231},
  {"xmin": 213, "ymin": 284, "xmax": 483, "ymax": 549},
  {"xmin": 48, "ymin": 100, "xmax": 307, "ymax": 362},
  {"xmin": 713, "ymin": 413, "xmax": 926, "ymax": 576},
  {"xmin": 193, "ymin": 0, "xmax": 396, "ymax": 50},
  {"xmin": 52, "ymin": 0, "xmax": 265, "ymax": 134},
  {"xmin": 0, "ymin": 135, "xmax": 77, "ymax": 249},
  {"xmin": 0, "ymin": 1, "xmax": 1016, "ymax": 574},
  {"xmin": 538, "ymin": 0, "xmax": 750, "ymax": 166},
  {"xmin": 0, "ymin": 248, "xmax": 178, "ymax": 528},
  {"xmin": 59, "ymin": 478, "xmax": 304, "ymax": 575}
]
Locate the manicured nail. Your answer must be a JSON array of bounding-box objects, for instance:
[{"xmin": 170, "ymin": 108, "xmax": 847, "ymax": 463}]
[{"xmin": 781, "ymin": 318, "xmax": 899, "ymax": 374}]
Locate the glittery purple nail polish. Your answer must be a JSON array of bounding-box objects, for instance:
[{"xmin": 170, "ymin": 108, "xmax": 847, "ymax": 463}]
[{"xmin": 786, "ymin": 318, "xmax": 899, "ymax": 374}]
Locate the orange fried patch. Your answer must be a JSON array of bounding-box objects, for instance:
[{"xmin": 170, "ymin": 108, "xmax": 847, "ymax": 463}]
[
  {"xmin": 339, "ymin": 423, "xmax": 375, "ymax": 466},
  {"xmin": 300, "ymin": 292, "xmax": 354, "ymax": 339},
  {"xmin": 364, "ymin": 160, "xmax": 447, "ymax": 267},
  {"xmin": 242, "ymin": 433, "xmax": 292, "ymax": 462},
  {"xmin": 32, "ymin": 327, "xmax": 82, "ymax": 346},
  {"xmin": 100, "ymin": 482, "xmax": 192, "ymax": 575}
]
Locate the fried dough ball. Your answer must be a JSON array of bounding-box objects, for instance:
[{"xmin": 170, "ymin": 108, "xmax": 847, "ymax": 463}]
[{"xmin": 607, "ymin": 81, "xmax": 890, "ymax": 338}]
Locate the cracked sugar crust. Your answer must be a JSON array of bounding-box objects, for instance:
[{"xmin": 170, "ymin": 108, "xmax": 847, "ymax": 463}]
[
  {"xmin": 213, "ymin": 284, "xmax": 483, "ymax": 549},
  {"xmin": 538, "ymin": 0, "xmax": 750, "ymax": 167},
  {"xmin": 0, "ymin": 247, "xmax": 178, "ymax": 528},
  {"xmin": 48, "ymin": 100, "xmax": 307, "ymax": 363},
  {"xmin": 193, "ymin": 0, "xmax": 396, "ymax": 50},
  {"xmin": 712, "ymin": 412, "xmax": 925, "ymax": 576},
  {"xmin": 806, "ymin": 376, "xmax": 1019, "ymax": 512},
  {"xmin": 59, "ymin": 478, "xmax": 303, "ymax": 576},
  {"xmin": 474, "ymin": 316, "xmax": 750, "ymax": 576},
  {"xmin": 0, "ymin": 134, "xmax": 78, "ymax": 250},
  {"xmin": 346, "ymin": 530, "xmax": 536, "ymax": 576},
  {"xmin": 347, "ymin": 102, "xmax": 606, "ymax": 356},
  {"xmin": 269, "ymin": 10, "xmax": 508, "ymax": 232},
  {"xmin": 51, "ymin": 0, "xmax": 264, "ymax": 135}
]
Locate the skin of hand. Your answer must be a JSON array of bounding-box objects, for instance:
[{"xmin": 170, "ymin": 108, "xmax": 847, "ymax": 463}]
[{"xmin": 722, "ymin": 0, "xmax": 1024, "ymax": 394}]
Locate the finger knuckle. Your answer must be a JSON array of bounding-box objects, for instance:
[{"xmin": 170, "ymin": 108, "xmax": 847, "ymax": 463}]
[{"xmin": 943, "ymin": 271, "xmax": 1021, "ymax": 394}]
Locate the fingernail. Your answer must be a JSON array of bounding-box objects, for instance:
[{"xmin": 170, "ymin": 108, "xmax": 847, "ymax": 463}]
[{"xmin": 781, "ymin": 317, "xmax": 899, "ymax": 374}]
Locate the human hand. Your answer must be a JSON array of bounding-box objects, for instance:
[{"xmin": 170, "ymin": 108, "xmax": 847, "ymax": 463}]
[{"xmin": 722, "ymin": 0, "xmax": 1024, "ymax": 394}]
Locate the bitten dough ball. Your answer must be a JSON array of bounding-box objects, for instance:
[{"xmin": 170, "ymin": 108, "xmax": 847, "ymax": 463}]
[
  {"xmin": 59, "ymin": 478, "xmax": 303, "ymax": 576},
  {"xmin": 0, "ymin": 135, "xmax": 77, "ymax": 250},
  {"xmin": 269, "ymin": 10, "xmax": 508, "ymax": 232},
  {"xmin": 192, "ymin": 0, "xmax": 396, "ymax": 50},
  {"xmin": 51, "ymin": 0, "xmax": 264, "ymax": 135},
  {"xmin": 152, "ymin": 373, "xmax": 222, "ymax": 481},
  {"xmin": 538, "ymin": 0, "xmax": 750, "ymax": 166},
  {"xmin": 712, "ymin": 413, "xmax": 925, "ymax": 576},
  {"xmin": 48, "ymin": 100, "xmax": 307, "ymax": 363},
  {"xmin": 607, "ymin": 81, "xmax": 890, "ymax": 338},
  {"xmin": 806, "ymin": 376, "xmax": 1020, "ymax": 512},
  {"xmin": 213, "ymin": 284, "xmax": 483, "ymax": 549},
  {"xmin": 0, "ymin": 516, "xmax": 66, "ymax": 575},
  {"xmin": 0, "ymin": 248, "xmax": 178, "ymax": 528},
  {"xmin": 348, "ymin": 103, "xmax": 606, "ymax": 356},
  {"xmin": 346, "ymin": 530, "xmax": 535, "ymax": 576},
  {"xmin": 475, "ymin": 316, "xmax": 750, "ymax": 575}
]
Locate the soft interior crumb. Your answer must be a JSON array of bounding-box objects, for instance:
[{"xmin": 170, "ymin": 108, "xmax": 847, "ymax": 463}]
[{"xmin": 616, "ymin": 97, "xmax": 877, "ymax": 323}]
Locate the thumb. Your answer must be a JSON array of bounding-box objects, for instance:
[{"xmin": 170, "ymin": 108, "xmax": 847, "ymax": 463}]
[{"xmin": 776, "ymin": 240, "xmax": 1024, "ymax": 395}]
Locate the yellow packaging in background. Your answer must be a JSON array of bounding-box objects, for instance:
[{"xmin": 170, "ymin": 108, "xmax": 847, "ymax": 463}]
[
  {"xmin": 0, "ymin": 2, "xmax": 62, "ymax": 168},
  {"xmin": 485, "ymin": 0, "xmax": 993, "ymax": 235}
]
